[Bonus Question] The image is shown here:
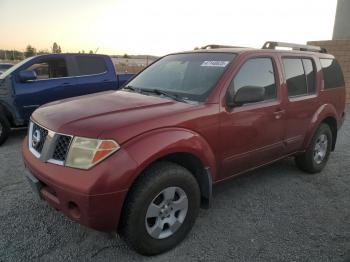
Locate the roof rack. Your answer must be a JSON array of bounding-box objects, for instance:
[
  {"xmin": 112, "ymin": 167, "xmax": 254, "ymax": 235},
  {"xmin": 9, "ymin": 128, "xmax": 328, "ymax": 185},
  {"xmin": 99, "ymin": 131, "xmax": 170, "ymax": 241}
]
[
  {"xmin": 262, "ymin": 41, "xmax": 327, "ymax": 53},
  {"xmin": 200, "ymin": 44, "xmax": 245, "ymax": 50}
]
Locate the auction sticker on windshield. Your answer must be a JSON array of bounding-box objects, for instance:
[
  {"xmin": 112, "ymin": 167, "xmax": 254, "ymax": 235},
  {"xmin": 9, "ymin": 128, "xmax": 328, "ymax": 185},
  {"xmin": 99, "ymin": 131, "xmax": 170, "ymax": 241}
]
[{"xmin": 201, "ymin": 61, "xmax": 230, "ymax": 67}]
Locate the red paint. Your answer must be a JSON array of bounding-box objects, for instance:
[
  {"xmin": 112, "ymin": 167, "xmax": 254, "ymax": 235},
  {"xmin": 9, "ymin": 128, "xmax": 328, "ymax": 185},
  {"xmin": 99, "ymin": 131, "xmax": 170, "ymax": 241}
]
[{"xmin": 23, "ymin": 48, "xmax": 346, "ymax": 231}]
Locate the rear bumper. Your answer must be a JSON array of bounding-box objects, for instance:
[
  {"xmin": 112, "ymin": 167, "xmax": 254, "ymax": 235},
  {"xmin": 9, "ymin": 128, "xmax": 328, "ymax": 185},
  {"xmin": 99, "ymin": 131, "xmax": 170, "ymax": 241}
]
[{"xmin": 22, "ymin": 138, "xmax": 134, "ymax": 231}]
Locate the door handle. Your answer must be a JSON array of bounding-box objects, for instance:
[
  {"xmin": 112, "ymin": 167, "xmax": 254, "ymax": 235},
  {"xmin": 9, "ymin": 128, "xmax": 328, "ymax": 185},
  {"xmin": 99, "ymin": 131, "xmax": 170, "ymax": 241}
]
[
  {"xmin": 273, "ymin": 109, "xmax": 285, "ymax": 119},
  {"xmin": 273, "ymin": 109, "xmax": 285, "ymax": 114}
]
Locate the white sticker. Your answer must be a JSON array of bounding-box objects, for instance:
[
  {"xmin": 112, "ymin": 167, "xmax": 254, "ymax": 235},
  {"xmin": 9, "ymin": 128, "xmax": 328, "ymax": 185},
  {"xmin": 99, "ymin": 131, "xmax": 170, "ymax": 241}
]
[{"xmin": 201, "ymin": 61, "xmax": 230, "ymax": 67}]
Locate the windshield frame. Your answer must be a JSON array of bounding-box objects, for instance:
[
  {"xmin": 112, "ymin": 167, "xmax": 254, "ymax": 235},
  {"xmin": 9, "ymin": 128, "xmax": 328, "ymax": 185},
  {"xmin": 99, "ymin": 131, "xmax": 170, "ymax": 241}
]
[{"xmin": 124, "ymin": 52, "xmax": 237, "ymax": 102}]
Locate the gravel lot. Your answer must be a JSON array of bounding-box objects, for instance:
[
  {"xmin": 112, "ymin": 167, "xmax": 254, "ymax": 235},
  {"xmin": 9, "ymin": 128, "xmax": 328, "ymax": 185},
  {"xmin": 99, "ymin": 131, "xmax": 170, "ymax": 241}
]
[{"xmin": 1, "ymin": 111, "xmax": 350, "ymax": 262}]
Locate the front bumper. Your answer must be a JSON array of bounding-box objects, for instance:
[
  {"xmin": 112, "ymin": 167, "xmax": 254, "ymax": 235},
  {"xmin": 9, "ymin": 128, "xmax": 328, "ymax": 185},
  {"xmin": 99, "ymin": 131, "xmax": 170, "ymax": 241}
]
[{"xmin": 22, "ymin": 137, "xmax": 137, "ymax": 231}]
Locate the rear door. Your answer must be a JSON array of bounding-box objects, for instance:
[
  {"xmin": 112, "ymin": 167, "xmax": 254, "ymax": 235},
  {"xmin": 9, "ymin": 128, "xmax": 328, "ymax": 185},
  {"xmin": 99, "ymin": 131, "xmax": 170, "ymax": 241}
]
[
  {"xmin": 70, "ymin": 55, "xmax": 118, "ymax": 96},
  {"xmin": 14, "ymin": 55, "xmax": 79, "ymax": 121},
  {"xmin": 280, "ymin": 56, "xmax": 319, "ymax": 153},
  {"xmin": 220, "ymin": 55, "xmax": 286, "ymax": 178}
]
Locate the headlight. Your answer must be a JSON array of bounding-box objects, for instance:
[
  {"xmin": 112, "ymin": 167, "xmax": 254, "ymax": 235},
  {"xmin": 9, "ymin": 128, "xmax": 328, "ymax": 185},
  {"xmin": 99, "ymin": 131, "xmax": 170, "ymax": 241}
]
[{"xmin": 65, "ymin": 137, "xmax": 120, "ymax": 169}]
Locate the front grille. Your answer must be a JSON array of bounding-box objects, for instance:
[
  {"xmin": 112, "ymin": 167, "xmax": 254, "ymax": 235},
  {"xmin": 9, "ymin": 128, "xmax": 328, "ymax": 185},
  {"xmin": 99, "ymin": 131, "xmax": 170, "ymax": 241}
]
[
  {"xmin": 29, "ymin": 120, "xmax": 73, "ymax": 165},
  {"xmin": 31, "ymin": 123, "xmax": 48, "ymax": 153},
  {"xmin": 52, "ymin": 135, "xmax": 72, "ymax": 161}
]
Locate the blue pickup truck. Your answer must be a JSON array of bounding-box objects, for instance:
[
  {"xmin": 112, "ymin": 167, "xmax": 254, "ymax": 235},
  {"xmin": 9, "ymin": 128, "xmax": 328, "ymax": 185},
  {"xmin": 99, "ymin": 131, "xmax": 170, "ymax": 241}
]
[{"xmin": 0, "ymin": 53, "xmax": 134, "ymax": 145}]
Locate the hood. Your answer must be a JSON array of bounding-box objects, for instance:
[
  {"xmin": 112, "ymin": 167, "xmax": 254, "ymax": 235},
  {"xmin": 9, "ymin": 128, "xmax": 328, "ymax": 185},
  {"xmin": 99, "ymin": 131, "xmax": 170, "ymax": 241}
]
[{"xmin": 32, "ymin": 90, "xmax": 198, "ymax": 143}]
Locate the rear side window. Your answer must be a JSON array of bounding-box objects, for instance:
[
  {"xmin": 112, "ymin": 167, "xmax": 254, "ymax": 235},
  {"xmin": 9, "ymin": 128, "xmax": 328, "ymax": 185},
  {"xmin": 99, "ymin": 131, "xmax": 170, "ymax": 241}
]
[
  {"xmin": 75, "ymin": 56, "xmax": 107, "ymax": 76},
  {"xmin": 320, "ymin": 58, "xmax": 345, "ymax": 89},
  {"xmin": 283, "ymin": 58, "xmax": 316, "ymax": 97},
  {"xmin": 231, "ymin": 58, "xmax": 277, "ymax": 101}
]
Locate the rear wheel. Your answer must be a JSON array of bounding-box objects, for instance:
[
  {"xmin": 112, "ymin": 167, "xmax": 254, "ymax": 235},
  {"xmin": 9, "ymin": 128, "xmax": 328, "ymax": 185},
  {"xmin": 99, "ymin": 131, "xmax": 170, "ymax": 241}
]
[
  {"xmin": 0, "ymin": 114, "xmax": 10, "ymax": 146},
  {"xmin": 120, "ymin": 161, "xmax": 200, "ymax": 255},
  {"xmin": 295, "ymin": 123, "xmax": 332, "ymax": 174}
]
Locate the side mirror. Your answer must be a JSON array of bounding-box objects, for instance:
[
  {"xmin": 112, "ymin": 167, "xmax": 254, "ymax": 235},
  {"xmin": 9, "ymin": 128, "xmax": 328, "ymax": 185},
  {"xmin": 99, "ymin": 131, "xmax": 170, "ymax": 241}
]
[
  {"xmin": 227, "ymin": 86, "xmax": 265, "ymax": 107},
  {"xmin": 18, "ymin": 70, "xmax": 37, "ymax": 82}
]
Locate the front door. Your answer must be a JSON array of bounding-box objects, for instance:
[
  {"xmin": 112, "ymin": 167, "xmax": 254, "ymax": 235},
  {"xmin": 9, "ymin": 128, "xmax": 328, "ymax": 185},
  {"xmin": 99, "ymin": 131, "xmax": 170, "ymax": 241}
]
[
  {"xmin": 220, "ymin": 56, "xmax": 286, "ymax": 178},
  {"xmin": 14, "ymin": 56, "xmax": 77, "ymax": 121}
]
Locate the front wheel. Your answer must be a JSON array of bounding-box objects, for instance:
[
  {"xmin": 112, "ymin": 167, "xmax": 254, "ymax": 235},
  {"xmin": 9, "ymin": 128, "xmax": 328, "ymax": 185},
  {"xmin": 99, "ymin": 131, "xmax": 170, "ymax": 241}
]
[
  {"xmin": 295, "ymin": 123, "xmax": 333, "ymax": 174},
  {"xmin": 120, "ymin": 161, "xmax": 200, "ymax": 255}
]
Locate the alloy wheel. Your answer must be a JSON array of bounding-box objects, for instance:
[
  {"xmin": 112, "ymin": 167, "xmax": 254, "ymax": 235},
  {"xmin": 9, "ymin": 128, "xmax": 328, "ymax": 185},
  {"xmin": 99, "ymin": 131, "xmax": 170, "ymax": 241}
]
[{"xmin": 145, "ymin": 186, "xmax": 188, "ymax": 239}]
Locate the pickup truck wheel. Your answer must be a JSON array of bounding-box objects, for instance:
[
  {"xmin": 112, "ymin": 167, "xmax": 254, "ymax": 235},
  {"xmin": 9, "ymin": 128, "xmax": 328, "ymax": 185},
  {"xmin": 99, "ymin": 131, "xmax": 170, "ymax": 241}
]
[
  {"xmin": 120, "ymin": 161, "xmax": 200, "ymax": 255},
  {"xmin": 295, "ymin": 123, "xmax": 332, "ymax": 174},
  {"xmin": 0, "ymin": 115, "xmax": 10, "ymax": 146}
]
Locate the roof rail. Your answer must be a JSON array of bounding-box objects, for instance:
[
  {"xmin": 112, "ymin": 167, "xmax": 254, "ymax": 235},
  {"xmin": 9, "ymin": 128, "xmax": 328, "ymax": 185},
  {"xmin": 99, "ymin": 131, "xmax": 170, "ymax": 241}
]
[
  {"xmin": 200, "ymin": 44, "xmax": 245, "ymax": 50},
  {"xmin": 262, "ymin": 41, "xmax": 327, "ymax": 53}
]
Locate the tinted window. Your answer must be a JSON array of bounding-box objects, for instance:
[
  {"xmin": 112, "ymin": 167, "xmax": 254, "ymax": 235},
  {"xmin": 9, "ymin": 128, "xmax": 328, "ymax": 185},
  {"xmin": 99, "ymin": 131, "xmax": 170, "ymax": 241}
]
[
  {"xmin": 75, "ymin": 56, "xmax": 107, "ymax": 76},
  {"xmin": 302, "ymin": 59, "xmax": 316, "ymax": 94},
  {"xmin": 0, "ymin": 64, "xmax": 12, "ymax": 70},
  {"xmin": 320, "ymin": 58, "xmax": 345, "ymax": 89},
  {"xmin": 26, "ymin": 58, "xmax": 68, "ymax": 80},
  {"xmin": 230, "ymin": 58, "xmax": 276, "ymax": 101},
  {"xmin": 283, "ymin": 58, "xmax": 307, "ymax": 96},
  {"xmin": 127, "ymin": 53, "xmax": 236, "ymax": 101}
]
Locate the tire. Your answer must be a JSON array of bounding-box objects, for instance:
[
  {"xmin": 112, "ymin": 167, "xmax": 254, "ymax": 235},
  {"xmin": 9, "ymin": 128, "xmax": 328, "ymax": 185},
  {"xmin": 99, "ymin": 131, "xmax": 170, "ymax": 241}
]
[
  {"xmin": 120, "ymin": 161, "xmax": 200, "ymax": 255},
  {"xmin": 295, "ymin": 123, "xmax": 333, "ymax": 174},
  {"xmin": 0, "ymin": 114, "xmax": 10, "ymax": 146}
]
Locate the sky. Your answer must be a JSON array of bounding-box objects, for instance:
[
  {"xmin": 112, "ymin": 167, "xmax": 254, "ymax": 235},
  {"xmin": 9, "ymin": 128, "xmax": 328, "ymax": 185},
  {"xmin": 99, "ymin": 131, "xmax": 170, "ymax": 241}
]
[{"xmin": 0, "ymin": 0, "xmax": 338, "ymax": 56}]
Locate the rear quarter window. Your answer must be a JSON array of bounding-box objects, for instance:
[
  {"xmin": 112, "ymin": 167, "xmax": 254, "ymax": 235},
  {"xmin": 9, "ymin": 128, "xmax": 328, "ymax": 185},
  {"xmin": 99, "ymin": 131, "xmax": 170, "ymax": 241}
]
[
  {"xmin": 320, "ymin": 58, "xmax": 345, "ymax": 89},
  {"xmin": 75, "ymin": 56, "xmax": 108, "ymax": 76}
]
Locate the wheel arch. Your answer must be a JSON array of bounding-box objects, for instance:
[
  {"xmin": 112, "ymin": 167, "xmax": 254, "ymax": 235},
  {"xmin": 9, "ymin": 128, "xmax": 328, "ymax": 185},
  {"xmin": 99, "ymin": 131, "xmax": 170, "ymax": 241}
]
[
  {"xmin": 122, "ymin": 128, "xmax": 217, "ymax": 211},
  {"xmin": 321, "ymin": 116, "xmax": 337, "ymax": 151},
  {"xmin": 0, "ymin": 102, "xmax": 14, "ymax": 126},
  {"xmin": 303, "ymin": 104, "xmax": 339, "ymax": 151}
]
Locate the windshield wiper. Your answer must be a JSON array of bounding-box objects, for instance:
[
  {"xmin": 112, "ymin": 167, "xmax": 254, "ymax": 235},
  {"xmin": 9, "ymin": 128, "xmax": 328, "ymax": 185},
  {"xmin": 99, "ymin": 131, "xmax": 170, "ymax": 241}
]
[
  {"xmin": 123, "ymin": 85, "xmax": 138, "ymax": 92},
  {"xmin": 150, "ymin": 89, "xmax": 188, "ymax": 103},
  {"xmin": 123, "ymin": 86, "xmax": 188, "ymax": 103}
]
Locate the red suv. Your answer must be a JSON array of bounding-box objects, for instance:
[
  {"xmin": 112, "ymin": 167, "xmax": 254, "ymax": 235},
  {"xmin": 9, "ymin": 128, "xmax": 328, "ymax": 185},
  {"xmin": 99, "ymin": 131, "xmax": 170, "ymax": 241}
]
[{"xmin": 22, "ymin": 42, "xmax": 346, "ymax": 255}]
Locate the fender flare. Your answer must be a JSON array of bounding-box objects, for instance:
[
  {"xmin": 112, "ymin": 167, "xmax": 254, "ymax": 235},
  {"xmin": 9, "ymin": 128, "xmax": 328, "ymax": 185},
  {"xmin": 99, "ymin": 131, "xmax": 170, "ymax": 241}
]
[
  {"xmin": 0, "ymin": 102, "xmax": 13, "ymax": 123},
  {"xmin": 303, "ymin": 103, "xmax": 339, "ymax": 150},
  {"xmin": 121, "ymin": 127, "xmax": 217, "ymax": 206},
  {"xmin": 0, "ymin": 100, "xmax": 23, "ymax": 127}
]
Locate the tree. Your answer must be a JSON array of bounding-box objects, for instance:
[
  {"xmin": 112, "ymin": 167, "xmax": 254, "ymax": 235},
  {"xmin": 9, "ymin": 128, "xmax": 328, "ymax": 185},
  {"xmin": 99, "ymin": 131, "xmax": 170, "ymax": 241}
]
[
  {"xmin": 52, "ymin": 42, "xmax": 62, "ymax": 53},
  {"xmin": 37, "ymin": 49, "xmax": 50, "ymax": 55},
  {"xmin": 25, "ymin": 45, "xmax": 36, "ymax": 58},
  {"xmin": 89, "ymin": 50, "xmax": 94, "ymax": 54},
  {"xmin": 123, "ymin": 53, "xmax": 129, "ymax": 58}
]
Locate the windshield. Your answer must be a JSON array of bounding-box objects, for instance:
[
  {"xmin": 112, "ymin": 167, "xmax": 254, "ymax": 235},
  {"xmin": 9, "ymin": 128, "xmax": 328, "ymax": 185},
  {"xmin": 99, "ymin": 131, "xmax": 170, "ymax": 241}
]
[
  {"xmin": 0, "ymin": 57, "xmax": 32, "ymax": 79},
  {"xmin": 126, "ymin": 52, "xmax": 236, "ymax": 101}
]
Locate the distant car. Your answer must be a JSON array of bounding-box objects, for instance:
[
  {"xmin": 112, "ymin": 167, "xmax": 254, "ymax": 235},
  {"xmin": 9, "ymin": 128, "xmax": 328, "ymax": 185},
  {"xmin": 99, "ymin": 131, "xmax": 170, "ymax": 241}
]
[
  {"xmin": 23, "ymin": 42, "xmax": 346, "ymax": 255},
  {"xmin": 0, "ymin": 63, "xmax": 13, "ymax": 75},
  {"xmin": 0, "ymin": 53, "xmax": 135, "ymax": 145}
]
